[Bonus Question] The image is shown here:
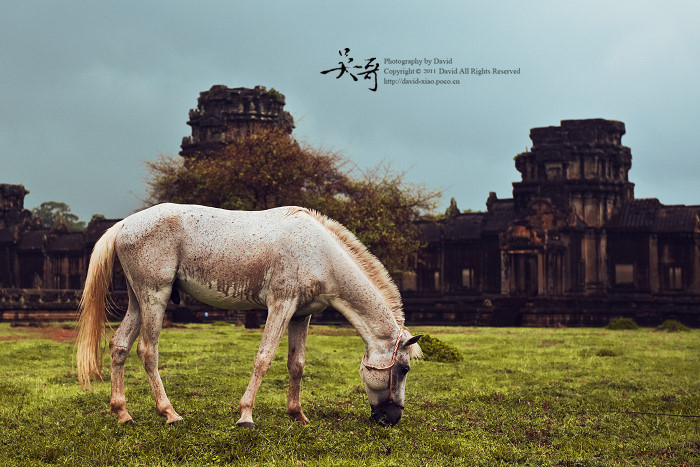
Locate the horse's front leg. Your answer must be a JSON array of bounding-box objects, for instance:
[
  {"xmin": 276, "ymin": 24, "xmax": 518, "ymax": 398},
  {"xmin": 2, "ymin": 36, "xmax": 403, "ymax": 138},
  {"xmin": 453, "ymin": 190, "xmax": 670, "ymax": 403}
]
[
  {"xmin": 236, "ymin": 298, "xmax": 298, "ymax": 428},
  {"xmin": 286, "ymin": 314, "xmax": 311, "ymax": 424}
]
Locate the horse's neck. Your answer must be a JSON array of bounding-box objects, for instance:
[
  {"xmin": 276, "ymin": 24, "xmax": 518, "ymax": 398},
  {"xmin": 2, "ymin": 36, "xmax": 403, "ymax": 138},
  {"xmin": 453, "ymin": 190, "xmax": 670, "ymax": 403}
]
[{"xmin": 329, "ymin": 274, "xmax": 400, "ymax": 358}]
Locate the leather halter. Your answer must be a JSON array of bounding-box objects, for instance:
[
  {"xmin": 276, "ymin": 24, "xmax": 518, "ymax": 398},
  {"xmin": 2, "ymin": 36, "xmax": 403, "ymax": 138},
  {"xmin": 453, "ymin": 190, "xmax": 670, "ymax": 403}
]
[{"xmin": 361, "ymin": 329, "xmax": 404, "ymax": 403}]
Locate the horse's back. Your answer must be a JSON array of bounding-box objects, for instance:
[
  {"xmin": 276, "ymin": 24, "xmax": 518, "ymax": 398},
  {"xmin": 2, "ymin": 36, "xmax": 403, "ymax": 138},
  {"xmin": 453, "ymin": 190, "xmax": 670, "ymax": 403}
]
[
  {"xmin": 115, "ymin": 204, "xmax": 334, "ymax": 310},
  {"xmin": 118, "ymin": 203, "xmax": 310, "ymax": 244}
]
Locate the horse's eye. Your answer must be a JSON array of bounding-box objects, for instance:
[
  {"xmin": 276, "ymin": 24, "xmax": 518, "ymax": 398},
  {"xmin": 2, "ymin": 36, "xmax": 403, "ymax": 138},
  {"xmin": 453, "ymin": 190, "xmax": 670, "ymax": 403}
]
[{"xmin": 399, "ymin": 365, "xmax": 410, "ymax": 375}]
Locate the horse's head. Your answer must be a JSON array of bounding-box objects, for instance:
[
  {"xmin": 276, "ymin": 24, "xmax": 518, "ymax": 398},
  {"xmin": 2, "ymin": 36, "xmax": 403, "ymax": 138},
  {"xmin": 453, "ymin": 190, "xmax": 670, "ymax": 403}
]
[{"xmin": 359, "ymin": 330, "xmax": 422, "ymax": 426}]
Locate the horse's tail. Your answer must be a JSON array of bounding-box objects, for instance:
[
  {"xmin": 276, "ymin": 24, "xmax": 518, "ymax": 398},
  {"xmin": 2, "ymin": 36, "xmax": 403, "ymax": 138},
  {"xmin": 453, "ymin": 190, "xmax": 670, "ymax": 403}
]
[{"xmin": 76, "ymin": 221, "xmax": 124, "ymax": 389}]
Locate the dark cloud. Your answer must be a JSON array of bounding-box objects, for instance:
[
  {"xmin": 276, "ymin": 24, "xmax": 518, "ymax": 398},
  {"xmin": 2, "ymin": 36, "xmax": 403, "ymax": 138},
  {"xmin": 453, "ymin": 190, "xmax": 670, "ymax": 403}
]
[{"xmin": 1, "ymin": 1, "xmax": 698, "ymax": 222}]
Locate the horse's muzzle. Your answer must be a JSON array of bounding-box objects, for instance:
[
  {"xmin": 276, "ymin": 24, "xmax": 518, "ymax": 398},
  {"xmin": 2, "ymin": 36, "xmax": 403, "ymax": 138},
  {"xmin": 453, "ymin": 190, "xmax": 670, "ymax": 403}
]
[{"xmin": 370, "ymin": 401, "xmax": 404, "ymax": 426}]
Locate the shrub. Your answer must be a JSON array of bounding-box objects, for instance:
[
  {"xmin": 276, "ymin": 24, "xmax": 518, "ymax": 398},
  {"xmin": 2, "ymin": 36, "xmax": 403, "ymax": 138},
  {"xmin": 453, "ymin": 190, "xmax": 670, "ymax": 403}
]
[
  {"xmin": 418, "ymin": 334, "xmax": 463, "ymax": 362},
  {"xmin": 606, "ymin": 317, "xmax": 639, "ymax": 330},
  {"xmin": 658, "ymin": 319, "xmax": 690, "ymax": 332}
]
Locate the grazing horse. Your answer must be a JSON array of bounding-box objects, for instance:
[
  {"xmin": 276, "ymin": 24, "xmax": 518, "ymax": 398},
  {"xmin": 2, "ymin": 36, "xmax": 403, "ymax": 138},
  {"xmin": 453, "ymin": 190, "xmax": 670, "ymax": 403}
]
[{"xmin": 76, "ymin": 203, "xmax": 421, "ymax": 427}]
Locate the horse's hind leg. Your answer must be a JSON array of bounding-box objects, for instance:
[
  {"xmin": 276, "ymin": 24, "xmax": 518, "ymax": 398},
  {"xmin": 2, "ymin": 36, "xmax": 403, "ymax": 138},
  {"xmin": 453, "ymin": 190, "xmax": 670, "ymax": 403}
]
[
  {"xmin": 286, "ymin": 314, "xmax": 311, "ymax": 424},
  {"xmin": 109, "ymin": 283, "xmax": 141, "ymax": 423},
  {"xmin": 136, "ymin": 285, "xmax": 182, "ymax": 424}
]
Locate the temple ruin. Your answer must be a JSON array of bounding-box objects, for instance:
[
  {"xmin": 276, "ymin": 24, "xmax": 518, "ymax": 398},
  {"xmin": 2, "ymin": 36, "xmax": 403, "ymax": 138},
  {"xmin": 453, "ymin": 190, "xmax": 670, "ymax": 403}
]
[
  {"xmin": 1, "ymin": 86, "xmax": 698, "ymax": 325},
  {"xmin": 180, "ymin": 85, "xmax": 294, "ymax": 158},
  {"xmin": 399, "ymin": 119, "xmax": 700, "ymax": 326}
]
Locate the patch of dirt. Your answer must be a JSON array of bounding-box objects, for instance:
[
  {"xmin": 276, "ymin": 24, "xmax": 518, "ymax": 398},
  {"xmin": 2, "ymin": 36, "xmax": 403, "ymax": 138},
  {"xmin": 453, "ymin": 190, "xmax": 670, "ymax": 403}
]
[
  {"xmin": 0, "ymin": 325, "xmax": 78, "ymax": 343},
  {"xmin": 40, "ymin": 327, "xmax": 78, "ymax": 343},
  {"xmin": 0, "ymin": 336, "xmax": 27, "ymax": 341}
]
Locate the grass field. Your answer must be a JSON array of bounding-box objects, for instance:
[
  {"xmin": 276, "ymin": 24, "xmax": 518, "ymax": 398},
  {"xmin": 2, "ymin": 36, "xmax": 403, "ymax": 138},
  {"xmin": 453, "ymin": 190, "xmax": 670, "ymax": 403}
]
[{"xmin": 0, "ymin": 321, "xmax": 698, "ymax": 466}]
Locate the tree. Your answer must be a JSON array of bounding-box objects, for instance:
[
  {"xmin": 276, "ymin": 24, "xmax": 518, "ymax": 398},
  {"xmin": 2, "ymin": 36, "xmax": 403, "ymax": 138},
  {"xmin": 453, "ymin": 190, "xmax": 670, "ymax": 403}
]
[
  {"xmin": 321, "ymin": 164, "xmax": 439, "ymax": 273},
  {"xmin": 31, "ymin": 201, "xmax": 86, "ymax": 231},
  {"xmin": 145, "ymin": 125, "xmax": 441, "ymax": 273},
  {"xmin": 147, "ymin": 126, "xmax": 348, "ymax": 211}
]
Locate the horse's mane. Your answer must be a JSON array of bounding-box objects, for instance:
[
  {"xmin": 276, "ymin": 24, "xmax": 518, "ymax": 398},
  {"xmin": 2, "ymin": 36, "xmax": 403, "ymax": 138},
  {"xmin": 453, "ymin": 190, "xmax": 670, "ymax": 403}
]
[{"xmin": 298, "ymin": 208, "xmax": 406, "ymax": 328}]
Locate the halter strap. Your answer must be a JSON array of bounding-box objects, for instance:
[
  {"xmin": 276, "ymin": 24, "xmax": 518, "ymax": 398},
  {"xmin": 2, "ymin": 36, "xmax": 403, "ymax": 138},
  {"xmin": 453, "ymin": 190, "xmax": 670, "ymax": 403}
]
[{"xmin": 361, "ymin": 329, "xmax": 404, "ymax": 403}]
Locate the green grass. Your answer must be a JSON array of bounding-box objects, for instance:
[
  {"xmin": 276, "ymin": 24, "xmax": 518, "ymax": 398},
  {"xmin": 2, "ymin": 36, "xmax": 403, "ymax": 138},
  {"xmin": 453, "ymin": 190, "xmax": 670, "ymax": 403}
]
[{"xmin": 0, "ymin": 322, "xmax": 698, "ymax": 466}]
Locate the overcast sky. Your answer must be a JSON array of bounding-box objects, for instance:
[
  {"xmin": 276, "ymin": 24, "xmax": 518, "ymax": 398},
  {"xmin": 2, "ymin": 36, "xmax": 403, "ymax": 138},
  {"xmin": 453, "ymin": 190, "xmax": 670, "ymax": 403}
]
[{"xmin": 2, "ymin": 1, "xmax": 699, "ymax": 222}]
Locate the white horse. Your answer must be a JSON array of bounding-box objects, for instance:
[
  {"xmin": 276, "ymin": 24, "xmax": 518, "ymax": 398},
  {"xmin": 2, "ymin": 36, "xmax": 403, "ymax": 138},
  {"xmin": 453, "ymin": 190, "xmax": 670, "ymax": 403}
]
[{"xmin": 77, "ymin": 203, "xmax": 421, "ymax": 427}]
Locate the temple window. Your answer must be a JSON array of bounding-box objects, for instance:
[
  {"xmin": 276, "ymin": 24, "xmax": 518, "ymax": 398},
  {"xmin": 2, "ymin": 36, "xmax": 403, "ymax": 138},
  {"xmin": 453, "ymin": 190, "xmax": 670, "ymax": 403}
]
[
  {"xmin": 666, "ymin": 266, "xmax": 683, "ymax": 290},
  {"xmin": 614, "ymin": 264, "xmax": 634, "ymax": 285},
  {"xmin": 461, "ymin": 268, "xmax": 475, "ymax": 289}
]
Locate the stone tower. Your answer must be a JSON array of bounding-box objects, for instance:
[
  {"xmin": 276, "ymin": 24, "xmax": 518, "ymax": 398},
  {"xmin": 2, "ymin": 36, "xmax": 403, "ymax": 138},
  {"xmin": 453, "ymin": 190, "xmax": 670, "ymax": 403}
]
[
  {"xmin": 512, "ymin": 119, "xmax": 634, "ymax": 227},
  {"xmin": 180, "ymin": 85, "xmax": 295, "ymax": 158},
  {"xmin": 497, "ymin": 119, "xmax": 637, "ymax": 296},
  {"xmin": 0, "ymin": 184, "xmax": 31, "ymax": 230}
]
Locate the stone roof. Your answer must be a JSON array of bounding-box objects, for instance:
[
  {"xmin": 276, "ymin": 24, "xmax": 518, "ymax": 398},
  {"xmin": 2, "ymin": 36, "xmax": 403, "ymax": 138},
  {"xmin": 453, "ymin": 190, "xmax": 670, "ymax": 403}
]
[
  {"xmin": 483, "ymin": 199, "xmax": 516, "ymax": 233},
  {"xmin": 47, "ymin": 232, "xmax": 85, "ymax": 252},
  {"xmin": 442, "ymin": 213, "xmax": 484, "ymax": 241},
  {"xmin": 530, "ymin": 119, "xmax": 626, "ymax": 149},
  {"xmin": 15, "ymin": 230, "xmax": 90, "ymax": 252},
  {"xmin": 607, "ymin": 199, "xmax": 700, "ymax": 233},
  {"xmin": 17, "ymin": 230, "xmax": 48, "ymax": 252},
  {"xmin": 416, "ymin": 220, "xmax": 442, "ymax": 243},
  {"xmin": 653, "ymin": 205, "xmax": 700, "ymax": 233}
]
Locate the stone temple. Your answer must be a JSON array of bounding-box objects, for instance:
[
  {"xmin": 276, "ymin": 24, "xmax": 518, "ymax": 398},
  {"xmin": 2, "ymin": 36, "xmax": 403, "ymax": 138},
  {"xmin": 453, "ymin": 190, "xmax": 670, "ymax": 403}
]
[
  {"xmin": 180, "ymin": 85, "xmax": 294, "ymax": 159},
  {"xmin": 1, "ymin": 86, "xmax": 698, "ymax": 325},
  {"xmin": 399, "ymin": 119, "xmax": 700, "ymax": 326}
]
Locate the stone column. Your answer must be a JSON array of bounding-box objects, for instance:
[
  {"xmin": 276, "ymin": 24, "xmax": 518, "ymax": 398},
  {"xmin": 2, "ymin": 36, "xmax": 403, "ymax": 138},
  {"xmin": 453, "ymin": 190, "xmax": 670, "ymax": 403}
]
[
  {"xmin": 537, "ymin": 252, "xmax": 546, "ymax": 296},
  {"xmin": 583, "ymin": 229, "xmax": 604, "ymax": 293},
  {"xmin": 500, "ymin": 251, "xmax": 510, "ymax": 295},
  {"xmin": 692, "ymin": 237, "xmax": 700, "ymax": 294},
  {"xmin": 649, "ymin": 234, "xmax": 659, "ymax": 294},
  {"xmin": 599, "ymin": 230, "xmax": 608, "ymax": 289}
]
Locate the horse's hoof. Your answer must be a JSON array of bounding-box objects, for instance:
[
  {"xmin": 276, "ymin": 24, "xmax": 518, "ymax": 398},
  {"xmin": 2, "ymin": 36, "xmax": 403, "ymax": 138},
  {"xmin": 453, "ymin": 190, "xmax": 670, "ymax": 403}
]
[
  {"xmin": 159, "ymin": 407, "xmax": 183, "ymax": 424},
  {"xmin": 236, "ymin": 421, "xmax": 255, "ymax": 428},
  {"xmin": 117, "ymin": 413, "xmax": 134, "ymax": 424},
  {"xmin": 291, "ymin": 414, "xmax": 309, "ymax": 425}
]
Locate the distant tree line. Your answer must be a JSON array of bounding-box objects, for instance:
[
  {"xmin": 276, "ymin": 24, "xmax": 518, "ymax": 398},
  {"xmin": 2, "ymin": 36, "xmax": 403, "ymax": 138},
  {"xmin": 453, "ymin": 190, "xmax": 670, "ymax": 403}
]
[{"xmin": 31, "ymin": 201, "xmax": 86, "ymax": 232}]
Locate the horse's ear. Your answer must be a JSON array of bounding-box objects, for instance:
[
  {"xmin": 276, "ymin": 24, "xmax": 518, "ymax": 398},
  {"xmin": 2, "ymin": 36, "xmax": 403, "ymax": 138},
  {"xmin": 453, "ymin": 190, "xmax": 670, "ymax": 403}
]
[{"xmin": 403, "ymin": 334, "xmax": 422, "ymax": 347}]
